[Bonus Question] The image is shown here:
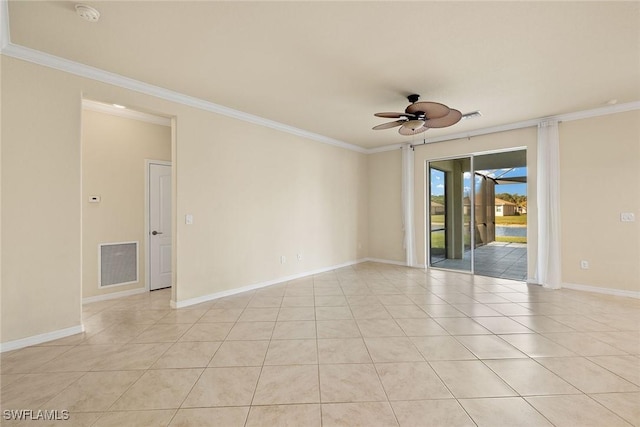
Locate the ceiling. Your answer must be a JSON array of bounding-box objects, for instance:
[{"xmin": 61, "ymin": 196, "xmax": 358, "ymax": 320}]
[
  {"xmin": 6, "ymin": 1, "xmax": 640, "ymax": 150},
  {"xmin": 475, "ymin": 150, "xmax": 526, "ymax": 171}
]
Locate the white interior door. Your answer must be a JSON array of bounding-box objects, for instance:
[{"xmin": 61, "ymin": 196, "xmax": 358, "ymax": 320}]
[{"xmin": 149, "ymin": 163, "xmax": 172, "ymax": 290}]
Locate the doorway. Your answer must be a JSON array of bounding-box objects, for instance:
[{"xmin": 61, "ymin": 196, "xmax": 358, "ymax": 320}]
[
  {"xmin": 427, "ymin": 150, "xmax": 527, "ymax": 280},
  {"xmin": 147, "ymin": 161, "xmax": 172, "ymax": 291},
  {"xmin": 81, "ymin": 100, "xmax": 173, "ymax": 303}
]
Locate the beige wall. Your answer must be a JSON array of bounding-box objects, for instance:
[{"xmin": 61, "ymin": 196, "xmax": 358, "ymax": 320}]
[
  {"xmin": 369, "ymin": 114, "xmax": 640, "ymax": 294},
  {"xmin": 82, "ymin": 109, "xmax": 171, "ymax": 299},
  {"xmin": 414, "ymin": 127, "xmax": 538, "ymax": 273},
  {"xmin": 175, "ymin": 109, "xmax": 369, "ymax": 302},
  {"xmin": 1, "ymin": 56, "xmax": 368, "ymax": 344},
  {"xmin": 1, "ymin": 54, "xmax": 638, "ymax": 347},
  {"xmin": 2, "ymin": 58, "xmax": 83, "ymax": 342},
  {"xmin": 559, "ymin": 111, "xmax": 640, "ymax": 292},
  {"xmin": 0, "ymin": 56, "xmax": 3, "ymax": 327},
  {"xmin": 367, "ymin": 149, "xmax": 403, "ymax": 262}
]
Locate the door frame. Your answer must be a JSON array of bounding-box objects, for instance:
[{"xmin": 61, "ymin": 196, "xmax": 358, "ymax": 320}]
[
  {"xmin": 145, "ymin": 159, "xmax": 172, "ymax": 292},
  {"xmin": 426, "ymin": 155, "xmax": 475, "ymax": 274},
  {"xmin": 425, "ymin": 147, "xmax": 528, "ymax": 275}
]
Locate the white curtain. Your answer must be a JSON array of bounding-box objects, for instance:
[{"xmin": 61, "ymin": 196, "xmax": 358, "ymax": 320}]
[
  {"xmin": 535, "ymin": 120, "xmax": 562, "ymax": 289},
  {"xmin": 401, "ymin": 144, "xmax": 417, "ymax": 267}
]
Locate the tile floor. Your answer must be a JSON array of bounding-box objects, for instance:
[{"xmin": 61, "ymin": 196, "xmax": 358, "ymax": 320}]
[
  {"xmin": 1, "ymin": 262, "xmax": 639, "ymax": 426},
  {"xmin": 473, "ymin": 243, "xmax": 528, "ymax": 281},
  {"xmin": 432, "ymin": 242, "xmax": 528, "ymax": 281}
]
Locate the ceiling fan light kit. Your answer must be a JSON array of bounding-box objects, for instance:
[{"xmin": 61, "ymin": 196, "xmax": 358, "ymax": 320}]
[
  {"xmin": 402, "ymin": 120, "xmax": 425, "ymax": 130},
  {"xmin": 373, "ymin": 94, "xmax": 462, "ymax": 136}
]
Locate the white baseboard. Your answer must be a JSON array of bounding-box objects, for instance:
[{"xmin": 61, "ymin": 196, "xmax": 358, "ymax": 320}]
[
  {"xmin": 0, "ymin": 325, "xmax": 85, "ymax": 353},
  {"xmin": 83, "ymin": 287, "xmax": 147, "ymax": 304},
  {"xmin": 562, "ymin": 282, "xmax": 640, "ymax": 299},
  {"xmin": 364, "ymin": 257, "xmax": 408, "ymax": 267},
  {"xmin": 363, "ymin": 258, "xmax": 433, "ymax": 270},
  {"xmin": 171, "ymin": 258, "xmax": 369, "ymax": 309}
]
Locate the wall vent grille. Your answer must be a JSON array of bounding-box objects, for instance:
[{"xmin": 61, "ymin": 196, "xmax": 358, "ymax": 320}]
[{"xmin": 99, "ymin": 242, "xmax": 138, "ymax": 287}]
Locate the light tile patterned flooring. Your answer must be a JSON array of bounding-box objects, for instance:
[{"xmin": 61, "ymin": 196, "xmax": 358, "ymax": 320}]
[
  {"xmin": 1, "ymin": 262, "xmax": 639, "ymax": 426},
  {"xmin": 473, "ymin": 242, "xmax": 528, "ymax": 281},
  {"xmin": 432, "ymin": 242, "xmax": 528, "ymax": 281}
]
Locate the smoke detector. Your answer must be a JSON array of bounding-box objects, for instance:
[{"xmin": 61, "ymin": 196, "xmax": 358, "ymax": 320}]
[{"xmin": 75, "ymin": 4, "xmax": 100, "ymax": 22}]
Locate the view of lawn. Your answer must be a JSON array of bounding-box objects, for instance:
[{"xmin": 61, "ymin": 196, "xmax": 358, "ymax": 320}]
[
  {"xmin": 430, "ymin": 214, "xmax": 527, "ymax": 225},
  {"xmin": 495, "ymin": 214, "xmax": 527, "ymax": 225},
  {"xmin": 430, "ymin": 215, "xmax": 527, "ymax": 245},
  {"xmin": 430, "ymin": 215, "xmax": 444, "ymax": 224},
  {"xmin": 430, "ymin": 231, "xmax": 445, "ymax": 252}
]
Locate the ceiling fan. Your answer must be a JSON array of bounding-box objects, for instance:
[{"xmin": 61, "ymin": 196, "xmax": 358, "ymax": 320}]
[{"xmin": 373, "ymin": 94, "xmax": 462, "ymax": 135}]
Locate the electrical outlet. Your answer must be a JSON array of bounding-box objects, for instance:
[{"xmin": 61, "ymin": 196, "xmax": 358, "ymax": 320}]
[
  {"xmin": 580, "ymin": 260, "xmax": 589, "ymax": 269},
  {"xmin": 280, "ymin": 256, "xmax": 286, "ymax": 264},
  {"xmin": 297, "ymin": 253, "xmax": 302, "ymax": 261}
]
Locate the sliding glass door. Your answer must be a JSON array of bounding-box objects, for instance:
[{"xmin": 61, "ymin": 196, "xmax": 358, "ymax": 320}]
[
  {"xmin": 428, "ymin": 157, "xmax": 472, "ymax": 272},
  {"xmin": 428, "ymin": 150, "xmax": 528, "ymax": 280},
  {"xmin": 473, "ymin": 151, "xmax": 528, "ymax": 280}
]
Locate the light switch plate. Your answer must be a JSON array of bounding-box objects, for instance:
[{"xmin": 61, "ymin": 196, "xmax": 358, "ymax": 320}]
[
  {"xmin": 620, "ymin": 212, "xmax": 635, "ymax": 222},
  {"xmin": 185, "ymin": 214, "xmax": 194, "ymax": 225}
]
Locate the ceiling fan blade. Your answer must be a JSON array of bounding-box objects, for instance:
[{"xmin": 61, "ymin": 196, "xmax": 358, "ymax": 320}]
[
  {"xmin": 374, "ymin": 112, "xmax": 416, "ymax": 119},
  {"xmin": 372, "ymin": 120, "xmax": 406, "ymax": 130},
  {"xmin": 398, "ymin": 124, "xmax": 429, "ymax": 136},
  {"xmin": 424, "ymin": 109, "xmax": 463, "ymax": 128},
  {"xmin": 405, "ymin": 101, "xmax": 450, "ymax": 119}
]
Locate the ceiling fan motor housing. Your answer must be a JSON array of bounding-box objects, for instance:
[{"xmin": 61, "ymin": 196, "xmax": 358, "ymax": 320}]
[{"xmin": 373, "ymin": 93, "xmax": 462, "ymax": 135}]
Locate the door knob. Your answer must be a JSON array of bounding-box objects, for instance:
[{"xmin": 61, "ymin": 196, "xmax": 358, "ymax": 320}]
[{"xmin": 151, "ymin": 230, "xmax": 163, "ymax": 235}]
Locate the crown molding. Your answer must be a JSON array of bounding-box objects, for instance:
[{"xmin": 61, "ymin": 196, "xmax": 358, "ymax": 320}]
[
  {"xmin": 390, "ymin": 101, "xmax": 640, "ymax": 151},
  {"xmin": 368, "ymin": 143, "xmax": 403, "ymax": 154},
  {"xmin": 1, "ymin": 2, "xmax": 637, "ymax": 157},
  {"xmin": 553, "ymin": 101, "xmax": 640, "ymax": 122},
  {"xmin": 355, "ymin": 101, "xmax": 640, "ymax": 153},
  {"xmin": 0, "ymin": 0, "xmax": 9, "ymax": 51},
  {"xmin": 82, "ymin": 99, "xmax": 172, "ymax": 127},
  {"xmin": 1, "ymin": 41, "xmax": 368, "ymax": 154}
]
